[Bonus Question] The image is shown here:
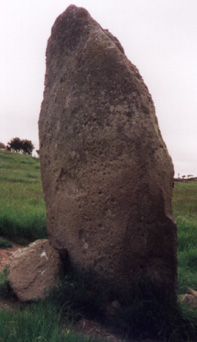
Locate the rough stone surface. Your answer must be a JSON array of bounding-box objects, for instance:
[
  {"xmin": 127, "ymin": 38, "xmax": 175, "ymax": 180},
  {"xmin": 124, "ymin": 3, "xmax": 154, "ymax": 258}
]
[
  {"xmin": 39, "ymin": 5, "xmax": 177, "ymax": 298},
  {"xmin": 7, "ymin": 239, "xmax": 62, "ymax": 302}
]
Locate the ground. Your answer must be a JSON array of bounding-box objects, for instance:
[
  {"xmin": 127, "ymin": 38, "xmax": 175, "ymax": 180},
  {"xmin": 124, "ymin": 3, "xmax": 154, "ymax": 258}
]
[
  {"xmin": 0, "ymin": 244, "xmax": 125, "ymax": 342},
  {"xmin": 1, "ymin": 244, "xmax": 196, "ymax": 342}
]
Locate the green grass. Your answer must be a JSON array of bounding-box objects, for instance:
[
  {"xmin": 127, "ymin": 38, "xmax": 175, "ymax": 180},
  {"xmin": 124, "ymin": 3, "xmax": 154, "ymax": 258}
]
[
  {"xmin": 173, "ymin": 181, "xmax": 197, "ymax": 294},
  {"xmin": 0, "ymin": 266, "xmax": 14, "ymax": 299},
  {"xmin": 0, "ymin": 302, "xmax": 100, "ymax": 342},
  {"xmin": 0, "ymin": 237, "xmax": 13, "ymax": 249},
  {"xmin": 0, "ymin": 151, "xmax": 47, "ymax": 243}
]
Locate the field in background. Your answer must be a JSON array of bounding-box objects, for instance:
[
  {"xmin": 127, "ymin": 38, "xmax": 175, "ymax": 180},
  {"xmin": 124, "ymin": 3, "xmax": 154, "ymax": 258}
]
[
  {"xmin": 173, "ymin": 181, "xmax": 197, "ymax": 293},
  {"xmin": 0, "ymin": 151, "xmax": 47, "ymax": 244}
]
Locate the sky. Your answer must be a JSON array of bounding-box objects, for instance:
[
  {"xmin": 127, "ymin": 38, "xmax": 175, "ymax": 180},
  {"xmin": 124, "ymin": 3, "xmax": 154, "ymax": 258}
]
[{"xmin": 0, "ymin": 0, "xmax": 197, "ymax": 177}]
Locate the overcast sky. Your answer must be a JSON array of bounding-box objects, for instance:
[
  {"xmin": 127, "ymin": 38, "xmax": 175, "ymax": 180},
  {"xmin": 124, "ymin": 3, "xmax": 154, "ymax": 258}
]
[{"xmin": 1, "ymin": 0, "xmax": 197, "ymax": 176}]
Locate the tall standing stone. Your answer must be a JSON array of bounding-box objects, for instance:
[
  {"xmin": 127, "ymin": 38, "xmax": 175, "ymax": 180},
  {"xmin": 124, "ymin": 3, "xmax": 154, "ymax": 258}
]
[{"xmin": 39, "ymin": 5, "xmax": 177, "ymax": 299}]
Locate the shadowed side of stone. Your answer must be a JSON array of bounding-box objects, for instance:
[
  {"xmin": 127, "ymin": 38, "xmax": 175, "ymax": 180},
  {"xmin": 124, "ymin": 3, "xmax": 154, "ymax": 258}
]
[
  {"xmin": 39, "ymin": 5, "xmax": 177, "ymax": 299},
  {"xmin": 7, "ymin": 239, "xmax": 63, "ymax": 302}
]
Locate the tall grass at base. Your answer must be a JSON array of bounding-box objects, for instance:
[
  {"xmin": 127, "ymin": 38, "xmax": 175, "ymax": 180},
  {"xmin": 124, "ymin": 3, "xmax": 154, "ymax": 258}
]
[
  {"xmin": 0, "ymin": 302, "xmax": 101, "ymax": 342},
  {"xmin": 0, "ymin": 151, "xmax": 47, "ymax": 243},
  {"xmin": 109, "ymin": 299, "xmax": 197, "ymax": 341},
  {"xmin": 0, "ymin": 266, "xmax": 15, "ymax": 299},
  {"xmin": 48, "ymin": 268, "xmax": 197, "ymax": 341}
]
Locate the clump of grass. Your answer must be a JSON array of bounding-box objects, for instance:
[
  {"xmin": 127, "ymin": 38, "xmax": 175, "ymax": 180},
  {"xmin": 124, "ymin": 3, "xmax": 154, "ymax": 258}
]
[
  {"xmin": 0, "ymin": 302, "xmax": 100, "ymax": 342},
  {"xmin": 0, "ymin": 266, "xmax": 15, "ymax": 299},
  {"xmin": 0, "ymin": 237, "xmax": 13, "ymax": 249},
  {"xmin": 108, "ymin": 293, "xmax": 197, "ymax": 341},
  {"xmin": 0, "ymin": 210, "xmax": 47, "ymax": 243},
  {"xmin": 48, "ymin": 268, "xmax": 110, "ymax": 322}
]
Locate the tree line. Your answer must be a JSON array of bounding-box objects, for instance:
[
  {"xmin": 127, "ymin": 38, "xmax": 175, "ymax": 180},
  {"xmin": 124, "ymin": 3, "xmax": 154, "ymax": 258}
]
[{"xmin": 6, "ymin": 137, "xmax": 35, "ymax": 155}]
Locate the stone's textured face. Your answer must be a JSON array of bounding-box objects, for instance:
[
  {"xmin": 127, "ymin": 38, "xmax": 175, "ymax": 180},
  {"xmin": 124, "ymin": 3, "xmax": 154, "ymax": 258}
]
[
  {"xmin": 7, "ymin": 240, "xmax": 62, "ymax": 302},
  {"xmin": 39, "ymin": 5, "xmax": 177, "ymax": 296}
]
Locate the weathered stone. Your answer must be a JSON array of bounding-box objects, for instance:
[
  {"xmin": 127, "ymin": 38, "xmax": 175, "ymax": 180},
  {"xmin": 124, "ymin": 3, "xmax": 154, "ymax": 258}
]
[
  {"xmin": 7, "ymin": 239, "xmax": 62, "ymax": 302},
  {"xmin": 39, "ymin": 5, "xmax": 177, "ymax": 298}
]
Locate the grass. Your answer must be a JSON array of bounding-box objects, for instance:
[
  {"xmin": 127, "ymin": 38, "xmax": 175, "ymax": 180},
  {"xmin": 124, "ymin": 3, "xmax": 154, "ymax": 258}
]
[
  {"xmin": 0, "ymin": 302, "xmax": 100, "ymax": 342},
  {"xmin": 0, "ymin": 237, "xmax": 13, "ymax": 249},
  {"xmin": 0, "ymin": 151, "xmax": 47, "ymax": 243},
  {"xmin": 0, "ymin": 150, "xmax": 197, "ymax": 341},
  {"xmin": 173, "ymin": 181, "xmax": 197, "ymax": 294},
  {"xmin": 0, "ymin": 266, "xmax": 15, "ymax": 299}
]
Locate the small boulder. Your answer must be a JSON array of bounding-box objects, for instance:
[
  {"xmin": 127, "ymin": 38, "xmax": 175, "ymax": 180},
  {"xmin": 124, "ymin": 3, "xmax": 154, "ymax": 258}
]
[
  {"xmin": 179, "ymin": 287, "xmax": 197, "ymax": 308},
  {"xmin": 7, "ymin": 239, "xmax": 63, "ymax": 302}
]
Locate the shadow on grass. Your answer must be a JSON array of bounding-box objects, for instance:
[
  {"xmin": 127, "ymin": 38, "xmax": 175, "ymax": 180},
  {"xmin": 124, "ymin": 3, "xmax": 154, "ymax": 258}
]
[
  {"xmin": 0, "ymin": 262, "xmax": 196, "ymax": 341},
  {"xmin": 48, "ymin": 268, "xmax": 197, "ymax": 341}
]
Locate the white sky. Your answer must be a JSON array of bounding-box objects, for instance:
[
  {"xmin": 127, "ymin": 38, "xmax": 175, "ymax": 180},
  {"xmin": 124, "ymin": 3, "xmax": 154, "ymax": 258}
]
[{"xmin": 0, "ymin": 0, "xmax": 197, "ymax": 176}]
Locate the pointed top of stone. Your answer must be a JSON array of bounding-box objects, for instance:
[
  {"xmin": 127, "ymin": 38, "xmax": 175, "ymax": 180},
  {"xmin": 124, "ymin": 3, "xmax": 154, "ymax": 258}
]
[{"xmin": 46, "ymin": 5, "xmax": 125, "ymax": 71}]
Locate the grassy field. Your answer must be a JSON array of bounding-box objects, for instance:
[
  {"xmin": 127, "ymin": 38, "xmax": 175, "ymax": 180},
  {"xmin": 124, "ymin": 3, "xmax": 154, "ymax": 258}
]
[
  {"xmin": 0, "ymin": 150, "xmax": 196, "ymax": 341},
  {"xmin": 173, "ymin": 181, "xmax": 197, "ymax": 294},
  {"xmin": 0, "ymin": 150, "xmax": 47, "ymax": 244}
]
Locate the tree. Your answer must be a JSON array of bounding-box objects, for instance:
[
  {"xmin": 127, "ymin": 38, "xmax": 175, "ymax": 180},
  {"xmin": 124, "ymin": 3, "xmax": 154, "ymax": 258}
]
[
  {"xmin": 7, "ymin": 137, "xmax": 22, "ymax": 153},
  {"xmin": 21, "ymin": 139, "xmax": 34, "ymax": 155},
  {"xmin": 7, "ymin": 137, "xmax": 34, "ymax": 155}
]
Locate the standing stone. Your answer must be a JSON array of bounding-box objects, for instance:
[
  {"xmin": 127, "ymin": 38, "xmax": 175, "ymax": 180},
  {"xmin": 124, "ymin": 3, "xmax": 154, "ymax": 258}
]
[{"xmin": 39, "ymin": 5, "xmax": 177, "ymax": 299}]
